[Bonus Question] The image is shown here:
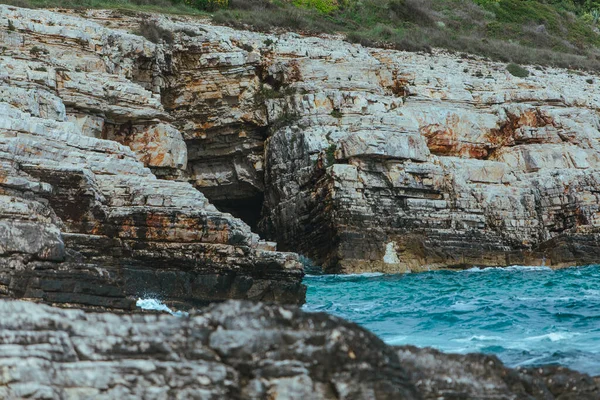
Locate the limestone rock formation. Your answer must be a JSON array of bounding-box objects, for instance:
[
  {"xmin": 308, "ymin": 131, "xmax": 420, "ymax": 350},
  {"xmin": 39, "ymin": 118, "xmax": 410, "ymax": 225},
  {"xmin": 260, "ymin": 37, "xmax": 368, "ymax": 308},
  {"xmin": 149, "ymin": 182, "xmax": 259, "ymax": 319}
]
[
  {"xmin": 151, "ymin": 12, "xmax": 600, "ymax": 273},
  {"xmin": 0, "ymin": 299, "xmax": 597, "ymax": 399},
  {"xmin": 29, "ymin": 7, "xmax": 598, "ymax": 274},
  {"xmin": 0, "ymin": 6, "xmax": 305, "ymax": 310},
  {"xmin": 258, "ymin": 39, "xmax": 600, "ymax": 273},
  {"xmin": 3, "ymin": 3, "xmax": 600, "ymax": 302}
]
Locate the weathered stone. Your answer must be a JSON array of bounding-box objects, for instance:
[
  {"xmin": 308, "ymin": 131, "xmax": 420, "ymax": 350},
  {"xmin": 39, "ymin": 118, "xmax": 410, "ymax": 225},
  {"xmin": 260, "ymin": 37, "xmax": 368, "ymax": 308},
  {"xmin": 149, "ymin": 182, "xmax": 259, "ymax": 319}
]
[
  {"xmin": 3, "ymin": 4, "xmax": 600, "ymax": 294},
  {"xmin": 0, "ymin": 299, "xmax": 597, "ymax": 400},
  {"xmin": 396, "ymin": 345, "xmax": 600, "ymax": 400},
  {"xmin": 0, "ymin": 6, "xmax": 304, "ymax": 310}
]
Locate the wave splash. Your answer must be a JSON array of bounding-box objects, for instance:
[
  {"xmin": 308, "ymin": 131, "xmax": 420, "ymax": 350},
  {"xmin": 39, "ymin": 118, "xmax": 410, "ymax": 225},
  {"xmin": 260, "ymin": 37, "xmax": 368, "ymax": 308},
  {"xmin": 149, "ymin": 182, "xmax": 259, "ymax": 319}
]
[
  {"xmin": 465, "ymin": 265, "xmax": 553, "ymax": 272},
  {"xmin": 136, "ymin": 298, "xmax": 189, "ymax": 317}
]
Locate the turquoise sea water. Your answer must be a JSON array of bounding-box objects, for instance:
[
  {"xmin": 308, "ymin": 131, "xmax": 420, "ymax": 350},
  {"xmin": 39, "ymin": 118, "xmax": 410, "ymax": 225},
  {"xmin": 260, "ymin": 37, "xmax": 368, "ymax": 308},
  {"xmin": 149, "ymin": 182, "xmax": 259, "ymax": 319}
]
[{"xmin": 303, "ymin": 265, "xmax": 600, "ymax": 375}]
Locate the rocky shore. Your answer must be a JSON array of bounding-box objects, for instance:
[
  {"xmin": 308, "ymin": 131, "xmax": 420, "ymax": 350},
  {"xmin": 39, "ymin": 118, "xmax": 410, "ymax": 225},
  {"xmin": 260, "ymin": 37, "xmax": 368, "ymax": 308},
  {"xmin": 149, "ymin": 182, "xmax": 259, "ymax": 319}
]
[
  {"xmin": 0, "ymin": 299, "xmax": 596, "ymax": 399},
  {"xmin": 1, "ymin": 7, "xmax": 599, "ymax": 301},
  {"xmin": 0, "ymin": 5, "xmax": 600, "ymax": 398},
  {"xmin": 0, "ymin": 6, "xmax": 306, "ymax": 311}
]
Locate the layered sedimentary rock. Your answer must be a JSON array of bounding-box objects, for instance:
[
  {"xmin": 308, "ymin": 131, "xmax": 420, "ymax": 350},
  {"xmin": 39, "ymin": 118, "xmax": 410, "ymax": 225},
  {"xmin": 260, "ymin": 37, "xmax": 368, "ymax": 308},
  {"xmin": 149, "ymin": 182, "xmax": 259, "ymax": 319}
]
[
  {"xmin": 50, "ymin": 8, "xmax": 600, "ymax": 274},
  {"xmin": 0, "ymin": 299, "xmax": 597, "ymax": 399},
  {"xmin": 151, "ymin": 15, "xmax": 600, "ymax": 273},
  {"xmin": 0, "ymin": 6, "xmax": 304, "ymax": 310},
  {"xmin": 258, "ymin": 41, "xmax": 600, "ymax": 272},
  {"xmin": 3, "ymin": 5, "xmax": 600, "ymax": 287}
]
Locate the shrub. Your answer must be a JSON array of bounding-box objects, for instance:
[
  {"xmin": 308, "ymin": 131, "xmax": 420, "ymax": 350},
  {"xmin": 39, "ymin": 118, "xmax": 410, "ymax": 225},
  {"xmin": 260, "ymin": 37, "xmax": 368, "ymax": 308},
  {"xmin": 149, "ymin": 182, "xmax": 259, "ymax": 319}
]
[
  {"xmin": 29, "ymin": 46, "xmax": 48, "ymax": 57},
  {"xmin": 330, "ymin": 109, "xmax": 342, "ymax": 118},
  {"xmin": 506, "ymin": 63, "xmax": 530, "ymax": 77},
  {"xmin": 240, "ymin": 43, "xmax": 254, "ymax": 52},
  {"xmin": 325, "ymin": 143, "xmax": 336, "ymax": 166},
  {"xmin": 182, "ymin": 0, "xmax": 228, "ymax": 11},
  {"xmin": 293, "ymin": 0, "xmax": 338, "ymax": 14},
  {"xmin": 387, "ymin": 0, "xmax": 434, "ymax": 26},
  {"xmin": 228, "ymin": 0, "xmax": 273, "ymax": 10}
]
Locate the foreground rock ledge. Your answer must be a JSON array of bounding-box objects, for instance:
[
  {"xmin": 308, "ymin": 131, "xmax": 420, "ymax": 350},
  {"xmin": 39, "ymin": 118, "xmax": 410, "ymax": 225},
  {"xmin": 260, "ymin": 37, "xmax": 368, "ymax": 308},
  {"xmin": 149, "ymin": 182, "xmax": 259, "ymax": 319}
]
[{"xmin": 0, "ymin": 299, "xmax": 597, "ymax": 399}]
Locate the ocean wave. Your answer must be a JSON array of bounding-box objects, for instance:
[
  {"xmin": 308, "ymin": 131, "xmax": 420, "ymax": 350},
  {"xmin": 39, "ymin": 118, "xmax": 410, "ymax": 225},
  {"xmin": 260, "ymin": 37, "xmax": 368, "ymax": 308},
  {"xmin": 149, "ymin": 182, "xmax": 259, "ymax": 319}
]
[
  {"xmin": 523, "ymin": 332, "xmax": 579, "ymax": 342},
  {"xmin": 304, "ymin": 272, "xmax": 385, "ymax": 279},
  {"xmin": 452, "ymin": 335, "xmax": 504, "ymax": 343},
  {"xmin": 450, "ymin": 301, "xmax": 480, "ymax": 311},
  {"xmin": 464, "ymin": 265, "xmax": 553, "ymax": 272},
  {"xmin": 338, "ymin": 272, "xmax": 386, "ymax": 278},
  {"xmin": 384, "ymin": 335, "xmax": 408, "ymax": 345},
  {"xmin": 304, "ymin": 262, "xmax": 600, "ymax": 375}
]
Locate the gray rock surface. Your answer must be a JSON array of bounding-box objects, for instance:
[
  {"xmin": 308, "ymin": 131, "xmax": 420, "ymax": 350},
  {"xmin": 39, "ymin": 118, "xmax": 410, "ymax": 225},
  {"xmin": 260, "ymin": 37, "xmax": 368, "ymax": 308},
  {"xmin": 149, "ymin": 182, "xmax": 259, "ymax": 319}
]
[
  {"xmin": 46, "ymin": 7, "xmax": 600, "ymax": 274},
  {"xmin": 0, "ymin": 299, "xmax": 597, "ymax": 400},
  {"xmin": 3, "ymin": 5, "xmax": 600, "ymax": 283},
  {"xmin": 0, "ymin": 6, "xmax": 304, "ymax": 310}
]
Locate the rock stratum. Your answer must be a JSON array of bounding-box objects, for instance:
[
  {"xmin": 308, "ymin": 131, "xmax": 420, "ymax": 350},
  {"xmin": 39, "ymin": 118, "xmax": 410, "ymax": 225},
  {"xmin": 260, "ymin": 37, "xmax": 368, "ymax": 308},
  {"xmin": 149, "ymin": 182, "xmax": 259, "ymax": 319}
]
[
  {"xmin": 0, "ymin": 6, "xmax": 599, "ymax": 399},
  {"xmin": 0, "ymin": 298, "xmax": 597, "ymax": 400},
  {"xmin": 0, "ymin": 5, "xmax": 305, "ymax": 311},
  {"xmin": 2, "ymin": 4, "xmax": 600, "ymax": 302},
  {"xmin": 2, "ymin": 5, "xmax": 597, "ymax": 276}
]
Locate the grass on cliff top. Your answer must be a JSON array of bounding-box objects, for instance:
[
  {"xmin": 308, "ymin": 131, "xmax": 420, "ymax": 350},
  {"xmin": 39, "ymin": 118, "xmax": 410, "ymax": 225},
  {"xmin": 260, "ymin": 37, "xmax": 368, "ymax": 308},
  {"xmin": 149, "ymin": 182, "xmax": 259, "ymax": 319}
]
[{"xmin": 4, "ymin": 0, "xmax": 600, "ymax": 71}]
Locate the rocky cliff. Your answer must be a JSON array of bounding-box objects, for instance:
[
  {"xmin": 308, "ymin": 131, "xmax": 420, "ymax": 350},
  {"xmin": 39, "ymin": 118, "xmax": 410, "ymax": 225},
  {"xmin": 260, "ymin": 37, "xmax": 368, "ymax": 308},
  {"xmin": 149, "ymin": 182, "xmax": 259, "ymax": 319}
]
[
  {"xmin": 4, "ymin": 6, "xmax": 595, "ymax": 275},
  {"xmin": 2, "ymin": 4, "xmax": 600, "ymax": 300},
  {"xmin": 0, "ymin": 6, "xmax": 304, "ymax": 311},
  {"xmin": 0, "ymin": 298, "xmax": 597, "ymax": 399}
]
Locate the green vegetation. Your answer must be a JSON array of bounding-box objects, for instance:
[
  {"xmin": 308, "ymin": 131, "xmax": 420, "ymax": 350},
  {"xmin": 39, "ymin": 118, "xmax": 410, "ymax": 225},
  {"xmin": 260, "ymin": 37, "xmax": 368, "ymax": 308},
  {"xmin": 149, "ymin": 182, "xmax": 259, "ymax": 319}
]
[
  {"xmin": 325, "ymin": 143, "xmax": 336, "ymax": 167},
  {"xmin": 6, "ymin": 0, "xmax": 600, "ymax": 70},
  {"xmin": 330, "ymin": 109, "xmax": 342, "ymax": 118},
  {"xmin": 29, "ymin": 45, "xmax": 48, "ymax": 56},
  {"xmin": 506, "ymin": 63, "xmax": 530, "ymax": 77}
]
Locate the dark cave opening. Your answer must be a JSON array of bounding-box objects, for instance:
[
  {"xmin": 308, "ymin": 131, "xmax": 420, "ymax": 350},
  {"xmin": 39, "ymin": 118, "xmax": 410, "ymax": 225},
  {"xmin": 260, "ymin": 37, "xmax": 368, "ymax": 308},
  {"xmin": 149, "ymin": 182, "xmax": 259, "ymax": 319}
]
[{"xmin": 211, "ymin": 193, "xmax": 265, "ymax": 233}]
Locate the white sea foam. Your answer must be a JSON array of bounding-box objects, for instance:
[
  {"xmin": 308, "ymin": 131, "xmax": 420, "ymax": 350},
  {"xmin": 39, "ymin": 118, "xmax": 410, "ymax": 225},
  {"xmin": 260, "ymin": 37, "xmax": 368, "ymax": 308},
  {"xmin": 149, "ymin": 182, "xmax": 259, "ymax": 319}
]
[
  {"xmin": 450, "ymin": 301, "xmax": 479, "ymax": 311},
  {"xmin": 304, "ymin": 272, "xmax": 386, "ymax": 279},
  {"xmin": 523, "ymin": 332, "xmax": 578, "ymax": 342},
  {"xmin": 136, "ymin": 298, "xmax": 188, "ymax": 317},
  {"xmin": 453, "ymin": 335, "xmax": 504, "ymax": 343},
  {"xmin": 385, "ymin": 335, "xmax": 408, "ymax": 345},
  {"xmin": 464, "ymin": 265, "xmax": 552, "ymax": 273},
  {"xmin": 333, "ymin": 272, "xmax": 386, "ymax": 278}
]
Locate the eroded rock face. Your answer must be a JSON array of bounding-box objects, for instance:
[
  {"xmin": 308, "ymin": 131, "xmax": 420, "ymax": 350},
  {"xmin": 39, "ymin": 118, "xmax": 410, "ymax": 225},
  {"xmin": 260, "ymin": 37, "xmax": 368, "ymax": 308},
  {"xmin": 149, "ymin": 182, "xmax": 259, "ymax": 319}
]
[
  {"xmin": 257, "ymin": 41, "xmax": 600, "ymax": 272},
  {"xmin": 0, "ymin": 299, "xmax": 597, "ymax": 400},
  {"xmin": 396, "ymin": 346, "xmax": 600, "ymax": 400},
  {"xmin": 0, "ymin": 6, "xmax": 304, "ymax": 310},
  {"xmin": 3, "ymin": 4, "xmax": 600, "ymax": 288},
  {"xmin": 46, "ymin": 9, "xmax": 600, "ymax": 274}
]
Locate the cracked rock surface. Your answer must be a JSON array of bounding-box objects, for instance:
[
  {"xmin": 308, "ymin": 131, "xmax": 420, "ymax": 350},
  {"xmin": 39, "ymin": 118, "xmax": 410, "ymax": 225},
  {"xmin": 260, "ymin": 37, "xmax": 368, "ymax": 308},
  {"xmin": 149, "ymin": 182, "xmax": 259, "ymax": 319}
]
[
  {"xmin": 0, "ymin": 6, "xmax": 304, "ymax": 311},
  {"xmin": 3, "ymin": 5, "xmax": 600, "ymax": 281},
  {"xmin": 0, "ymin": 299, "xmax": 597, "ymax": 400},
  {"xmin": 24, "ymin": 6, "xmax": 600, "ymax": 274}
]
